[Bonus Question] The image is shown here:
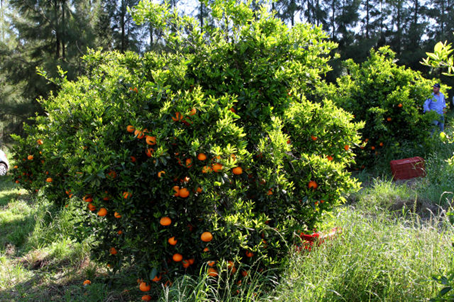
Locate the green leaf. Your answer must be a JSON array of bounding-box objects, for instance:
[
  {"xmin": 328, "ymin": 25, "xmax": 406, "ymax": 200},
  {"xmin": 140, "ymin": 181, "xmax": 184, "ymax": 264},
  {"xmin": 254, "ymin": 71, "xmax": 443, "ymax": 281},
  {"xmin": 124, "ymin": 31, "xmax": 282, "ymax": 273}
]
[{"xmin": 149, "ymin": 267, "xmax": 158, "ymax": 281}]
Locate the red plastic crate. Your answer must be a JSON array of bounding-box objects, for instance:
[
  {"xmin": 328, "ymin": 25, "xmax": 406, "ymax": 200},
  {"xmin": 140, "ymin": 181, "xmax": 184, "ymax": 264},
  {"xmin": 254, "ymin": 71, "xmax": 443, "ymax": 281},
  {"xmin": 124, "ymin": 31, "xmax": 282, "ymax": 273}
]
[{"xmin": 390, "ymin": 157, "xmax": 426, "ymax": 180}]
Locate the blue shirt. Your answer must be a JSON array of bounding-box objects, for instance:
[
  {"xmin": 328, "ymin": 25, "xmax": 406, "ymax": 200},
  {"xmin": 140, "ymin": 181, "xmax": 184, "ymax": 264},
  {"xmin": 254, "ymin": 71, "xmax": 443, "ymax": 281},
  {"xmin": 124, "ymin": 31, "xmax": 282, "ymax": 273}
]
[{"xmin": 424, "ymin": 92, "xmax": 446, "ymax": 115}]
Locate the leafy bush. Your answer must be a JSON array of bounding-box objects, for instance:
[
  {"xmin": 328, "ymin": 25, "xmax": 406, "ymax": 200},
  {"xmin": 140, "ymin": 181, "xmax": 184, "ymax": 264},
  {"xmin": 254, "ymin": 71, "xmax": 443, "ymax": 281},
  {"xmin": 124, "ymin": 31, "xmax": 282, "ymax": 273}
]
[
  {"xmin": 321, "ymin": 47, "xmax": 447, "ymax": 167},
  {"xmin": 11, "ymin": 0, "xmax": 362, "ymax": 297}
]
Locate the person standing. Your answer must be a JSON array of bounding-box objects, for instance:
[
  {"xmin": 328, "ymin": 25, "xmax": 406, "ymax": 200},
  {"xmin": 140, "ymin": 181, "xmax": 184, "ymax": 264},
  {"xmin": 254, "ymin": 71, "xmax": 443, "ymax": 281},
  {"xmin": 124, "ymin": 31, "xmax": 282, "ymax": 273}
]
[{"xmin": 424, "ymin": 83, "xmax": 447, "ymax": 134}]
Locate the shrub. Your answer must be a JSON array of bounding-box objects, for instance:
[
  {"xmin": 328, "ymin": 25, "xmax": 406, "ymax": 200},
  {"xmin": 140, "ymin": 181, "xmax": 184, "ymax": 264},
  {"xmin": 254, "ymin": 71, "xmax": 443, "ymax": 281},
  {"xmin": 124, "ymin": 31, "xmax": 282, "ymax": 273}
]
[
  {"xmin": 320, "ymin": 46, "xmax": 448, "ymax": 167},
  {"xmin": 11, "ymin": 0, "xmax": 362, "ymax": 296}
]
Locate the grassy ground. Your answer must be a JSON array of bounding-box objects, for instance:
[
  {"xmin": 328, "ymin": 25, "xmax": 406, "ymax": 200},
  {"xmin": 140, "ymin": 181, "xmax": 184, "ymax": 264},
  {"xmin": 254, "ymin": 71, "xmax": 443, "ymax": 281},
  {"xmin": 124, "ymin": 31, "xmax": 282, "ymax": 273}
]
[{"xmin": 1, "ymin": 116, "xmax": 454, "ymax": 301}]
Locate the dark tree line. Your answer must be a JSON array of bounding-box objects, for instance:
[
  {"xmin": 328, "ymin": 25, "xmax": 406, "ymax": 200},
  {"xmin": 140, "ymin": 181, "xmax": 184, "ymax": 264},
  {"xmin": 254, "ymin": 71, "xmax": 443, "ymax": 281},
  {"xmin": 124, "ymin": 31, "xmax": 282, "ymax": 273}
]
[{"xmin": 0, "ymin": 0, "xmax": 453, "ymax": 140}]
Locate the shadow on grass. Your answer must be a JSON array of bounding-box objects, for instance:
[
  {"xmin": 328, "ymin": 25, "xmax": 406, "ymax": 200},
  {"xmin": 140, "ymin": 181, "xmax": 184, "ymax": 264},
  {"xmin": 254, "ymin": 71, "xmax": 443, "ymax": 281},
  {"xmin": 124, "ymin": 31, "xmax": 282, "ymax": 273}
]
[{"xmin": 0, "ymin": 254, "xmax": 141, "ymax": 302}]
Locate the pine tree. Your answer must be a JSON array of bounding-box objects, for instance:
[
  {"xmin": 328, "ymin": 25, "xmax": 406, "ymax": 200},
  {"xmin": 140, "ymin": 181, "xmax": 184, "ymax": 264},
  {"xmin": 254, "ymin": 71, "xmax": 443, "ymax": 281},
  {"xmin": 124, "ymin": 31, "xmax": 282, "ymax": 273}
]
[{"xmin": 105, "ymin": 0, "xmax": 145, "ymax": 53}]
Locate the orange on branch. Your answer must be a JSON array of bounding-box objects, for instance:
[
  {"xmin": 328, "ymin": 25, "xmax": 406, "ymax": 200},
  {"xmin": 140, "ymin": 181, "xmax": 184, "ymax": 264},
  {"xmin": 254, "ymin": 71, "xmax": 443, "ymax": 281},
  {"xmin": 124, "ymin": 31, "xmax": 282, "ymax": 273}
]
[
  {"xmin": 160, "ymin": 217, "xmax": 171, "ymax": 226},
  {"xmin": 201, "ymin": 232, "xmax": 213, "ymax": 242}
]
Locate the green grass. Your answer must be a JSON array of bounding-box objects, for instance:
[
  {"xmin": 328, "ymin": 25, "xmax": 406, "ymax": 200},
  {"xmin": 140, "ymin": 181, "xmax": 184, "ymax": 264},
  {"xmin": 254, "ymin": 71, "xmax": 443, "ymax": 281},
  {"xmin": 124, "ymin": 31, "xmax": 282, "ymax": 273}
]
[
  {"xmin": 2, "ymin": 119, "xmax": 454, "ymax": 301},
  {"xmin": 273, "ymin": 181, "xmax": 454, "ymax": 302}
]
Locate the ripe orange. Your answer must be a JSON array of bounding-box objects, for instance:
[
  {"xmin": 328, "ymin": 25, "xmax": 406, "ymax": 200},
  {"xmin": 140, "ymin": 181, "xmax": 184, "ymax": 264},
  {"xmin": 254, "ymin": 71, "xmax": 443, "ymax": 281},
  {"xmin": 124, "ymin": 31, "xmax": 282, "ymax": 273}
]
[
  {"xmin": 308, "ymin": 181, "xmax": 318, "ymax": 189},
  {"xmin": 212, "ymin": 163, "xmax": 223, "ymax": 172},
  {"xmin": 172, "ymin": 112, "xmax": 184, "ymax": 121},
  {"xmin": 201, "ymin": 232, "xmax": 213, "ymax": 242},
  {"xmin": 327, "ymin": 155, "xmax": 333, "ymax": 161},
  {"xmin": 197, "ymin": 153, "xmax": 207, "ymax": 161},
  {"xmin": 14, "ymin": 165, "xmax": 18, "ymax": 169},
  {"xmin": 37, "ymin": 139, "xmax": 43, "ymax": 145},
  {"xmin": 107, "ymin": 170, "xmax": 117, "ymax": 179},
  {"xmin": 311, "ymin": 135, "xmax": 317, "ymax": 141},
  {"xmin": 207, "ymin": 261, "xmax": 215, "ymax": 267},
  {"xmin": 203, "ymin": 247, "xmax": 209, "ymax": 252},
  {"xmin": 88, "ymin": 203, "xmax": 96, "ymax": 211},
  {"xmin": 146, "ymin": 136, "xmax": 156, "ymax": 145},
  {"xmin": 117, "ymin": 230, "xmax": 123, "ymax": 235},
  {"xmin": 46, "ymin": 177, "xmax": 52, "ymax": 183},
  {"xmin": 173, "ymin": 186, "xmax": 180, "ymax": 197},
  {"xmin": 133, "ymin": 87, "xmax": 138, "ymax": 93},
  {"xmin": 207, "ymin": 268, "xmax": 218, "ymax": 277},
  {"xmin": 28, "ymin": 155, "xmax": 34, "ymax": 160},
  {"xmin": 387, "ymin": 117, "xmax": 392, "ymax": 122},
  {"xmin": 164, "ymin": 280, "xmax": 172, "ymax": 287},
  {"xmin": 241, "ymin": 270, "xmax": 248, "ymax": 277},
  {"xmin": 145, "ymin": 148, "xmax": 154, "ymax": 157},
  {"xmin": 83, "ymin": 280, "xmax": 91, "ymax": 286},
  {"xmin": 232, "ymin": 167, "xmax": 243, "ymax": 175},
  {"xmin": 152, "ymin": 275, "xmax": 162, "ymax": 282},
  {"xmin": 182, "ymin": 260, "xmax": 190, "ymax": 268},
  {"xmin": 398, "ymin": 103, "xmax": 403, "ymax": 108},
  {"xmin": 379, "ymin": 142, "xmax": 384, "ymax": 147},
  {"xmin": 168, "ymin": 237, "xmax": 177, "ymax": 245},
  {"xmin": 139, "ymin": 282, "xmax": 151, "ymax": 292},
  {"xmin": 134, "ymin": 129, "xmax": 144, "ymax": 139},
  {"xmin": 110, "ymin": 247, "xmax": 117, "ymax": 255},
  {"xmin": 15, "ymin": 180, "xmax": 19, "ymax": 184},
  {"xmin": 158, "ymin": 171, "xmax": 165, "ymax": 178},
  {"xmin": 179, "ymin": 188, "xmax": 190, "ymax": 198},
  {"xmin": 114, "ymin": 212, "xmax": 121, "ymax": 218},
  {"xmin": 97, "ymin": 208, "xmax": 107, "ymax": 217},
  {"xmin": 142, "ymin": 295, "xmax": 152, "ymax": 301},
  {"xmin": 196, "ymin": 187, "xmax": 203, "ymax": 193},
  {"xmin": 131, "ymin": 156, "xmax": 137, "ymax": 163},
  {"xmin": 172, "ymin": 253, "xmax": 183, "ymax": 262},
  {"xmin": 365, "ymin": 138, "xmax": 369, "ymax": 142},
  {"xmin": 245, "ymin": 251, "xmax": 254, "ymax": 257},
  {"xmin": 185, "ymin": 158, "xmax": 193, "ymax": 168},
  {"xmin": 202, "ymin": 166, "xmax": 212, "ymax": 173},
  {"xmin": 371, "ymin": 146, "xmax": 375, "ymax": 150},
  {"xmin": 188, "ymin": 258, "xmax": 195, "ymax": 265},
  {"xmin": 127, "ymin": 125, "xmax": 135, "ymax": 133},
  {"xmin": 344, "ymin": 145, "xmax": 349, "ymax": 151},
  {"xmin": 267, "ymin": 189, "xmax": 273, "ymax": 196},
  {"xmin": 189, "ymin": 108, "xmax": 197, "ymax": 115},
  {"xmin": 160, "ymin": 217, "xmax": 171, "ymax": 226},
  {"xmin": 123, "ymin": 192, "xmax": 131, "ymax": 199},
  {"xmin": 83, "ymin": 195, "xmax": 93, "ymax": 202}
]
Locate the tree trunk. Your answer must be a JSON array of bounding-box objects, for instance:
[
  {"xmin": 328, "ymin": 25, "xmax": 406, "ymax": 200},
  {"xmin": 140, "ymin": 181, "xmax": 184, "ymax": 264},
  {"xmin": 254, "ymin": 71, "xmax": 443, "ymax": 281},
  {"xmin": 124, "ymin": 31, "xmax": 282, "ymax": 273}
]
[
  {"xmin": 396, "ymin": 0, "xmax": 401, "ymax": 55},
  {"xmin": 55, "ymin": 0, "xmax": 60, "ymax": 59},
  {"xmin": 365, "ymin": 0, "xmax": 370, "ymax": 39},
  {"xmin": 62, "ymin": 0, "xmax": 65, "ymax": 59},
  {"xmin": 331, "ymin": 0, "xmax": 335, "ymax": 39},
  {"xmin": 291, "ymin": 0, "xmax": 295, "ymax": 26},
  {"xmin": 441, "ymin": 0, "xmax": 445, "ymax": 38},
  {"xmin": 200, "ymin": 1, "xmax": 203, "ymax": 28},
  {"xmin": 121, "ymin": 0, "xmax": 126, "ymax": 53}
]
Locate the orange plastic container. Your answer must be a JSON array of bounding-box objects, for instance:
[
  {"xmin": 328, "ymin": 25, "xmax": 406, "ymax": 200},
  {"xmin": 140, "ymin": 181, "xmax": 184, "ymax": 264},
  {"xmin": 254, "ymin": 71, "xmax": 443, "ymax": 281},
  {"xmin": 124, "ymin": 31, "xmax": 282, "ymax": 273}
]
[{"xmin": 390, "ymin": 157, "xmax": 426, "ymax": 180}]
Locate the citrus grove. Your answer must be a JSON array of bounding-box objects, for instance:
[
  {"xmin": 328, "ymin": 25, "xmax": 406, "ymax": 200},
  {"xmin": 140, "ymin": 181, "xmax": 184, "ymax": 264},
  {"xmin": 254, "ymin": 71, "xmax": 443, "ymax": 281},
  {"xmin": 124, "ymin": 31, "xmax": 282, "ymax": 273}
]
[
  {"xmin": 11, "ymin": 0, "xmax": 363, "ymax": 298},
  {"xmin": 320, "ymin": 47, "xmax": 449, "ymax": 167}
]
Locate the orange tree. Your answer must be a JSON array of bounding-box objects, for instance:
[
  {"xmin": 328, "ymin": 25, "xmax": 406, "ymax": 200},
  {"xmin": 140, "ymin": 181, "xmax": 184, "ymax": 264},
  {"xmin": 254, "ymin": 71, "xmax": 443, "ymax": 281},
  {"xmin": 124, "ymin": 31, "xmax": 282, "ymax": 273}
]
[
  {"xmin": 11, "ymin": 0, "xmax": 363, "ymax": 295},
  {"xmin": 320, "ymin": 47, "xmax": 447, "ymax": 167}
]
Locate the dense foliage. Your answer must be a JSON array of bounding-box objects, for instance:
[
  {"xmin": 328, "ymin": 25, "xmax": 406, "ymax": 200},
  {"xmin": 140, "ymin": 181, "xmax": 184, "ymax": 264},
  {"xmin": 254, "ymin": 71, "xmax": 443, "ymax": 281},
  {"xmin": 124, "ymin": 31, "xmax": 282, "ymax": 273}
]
[
  {"xmin": 11, "ymin": 1, "xmax": 363, "ymax": 298},
  {"xmin": 320, "ymin": 47, "xmax": 446, "ymax": 167}
]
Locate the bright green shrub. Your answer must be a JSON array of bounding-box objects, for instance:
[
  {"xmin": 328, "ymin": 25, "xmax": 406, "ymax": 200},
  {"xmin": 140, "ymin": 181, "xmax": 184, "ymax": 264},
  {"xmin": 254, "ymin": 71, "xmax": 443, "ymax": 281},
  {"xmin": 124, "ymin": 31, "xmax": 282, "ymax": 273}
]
[
  {"xmin": 12, "ymin": 0, "xmax": 362, "ymax": 297},
  {"xmin": 321, "ymin": 47, "xmax": 447, "ymax": 167}
]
